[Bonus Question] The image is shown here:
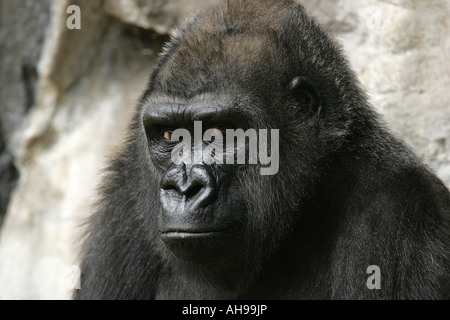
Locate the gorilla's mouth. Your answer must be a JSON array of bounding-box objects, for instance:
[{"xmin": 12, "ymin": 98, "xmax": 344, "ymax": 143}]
[
  {"xmin": 159, "ymin": 228, "xmax": 234, "ymax": 263},
  {"xmin": 161, "ymin": 230, "xmax": 225, "ymax": 238}
]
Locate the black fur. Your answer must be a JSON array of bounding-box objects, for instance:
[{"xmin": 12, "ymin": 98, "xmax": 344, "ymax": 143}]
[{"xmin": 75, "ymin": 0, "xmax": 450, "ymax": 299}]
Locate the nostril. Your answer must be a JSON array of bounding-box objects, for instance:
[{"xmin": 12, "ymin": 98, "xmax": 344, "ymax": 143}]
[
  {"xmin": 161, "ymin": 163, "xmax": 187, "ymax": 195},
  {"xmin": 183, "ymin": 183, "xmax": 204, "ymax": 199},
  {"xmin": 161, "ymin": 181, "xmax": 181, "ymax": 194},
  {"xmin": 161, "ymin": 178, "xmax": 206, "ymax": 199}
]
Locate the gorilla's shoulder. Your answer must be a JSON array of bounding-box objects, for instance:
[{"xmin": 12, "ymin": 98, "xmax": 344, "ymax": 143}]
[{"xmin": 349, "ymin": 157, "xmax": 450, "ymax": 226}]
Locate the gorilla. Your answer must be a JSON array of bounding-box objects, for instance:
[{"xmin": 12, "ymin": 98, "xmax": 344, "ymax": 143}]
[{"xmin": 75, "ymin": 0, "xmax": 450, "ymax": 299}]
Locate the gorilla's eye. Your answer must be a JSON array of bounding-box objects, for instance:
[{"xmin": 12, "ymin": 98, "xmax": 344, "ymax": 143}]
[
  {"xmin": 210, "ymin": 128, "xmax": 224, "ymax": 137},
  {"xmin": 163, "ymin": 130, "xmax": 173, "ymax": 140},
  {"xmin": 204, "ymin": 126, "xmax": 229, "ymax": 145},
  {"xmin": 207, "ymin": 126, "xmax": 231, "ymax": 139}
]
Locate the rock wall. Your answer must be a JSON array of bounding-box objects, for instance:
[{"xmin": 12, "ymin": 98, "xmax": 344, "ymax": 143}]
[{"xmin": 0, "ymin": 0, "xmax": 448, "ymax": 299}]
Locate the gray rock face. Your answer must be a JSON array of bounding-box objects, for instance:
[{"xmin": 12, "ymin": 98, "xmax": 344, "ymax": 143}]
[
  {"xmin": 0, "ymin": 0, "xmax": 169, "ymax": 299},
  {"xmin": 0, "ymin": 0, "xmax": 448, "ymax": 299}
]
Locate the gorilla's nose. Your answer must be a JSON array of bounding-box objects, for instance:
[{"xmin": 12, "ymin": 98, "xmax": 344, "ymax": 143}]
[{"xmin": 160, "ymin": 164, "xmax": 218, "ymax": 212}]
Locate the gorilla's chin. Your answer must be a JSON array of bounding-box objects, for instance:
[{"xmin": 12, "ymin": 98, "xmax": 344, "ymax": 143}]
[{"xmin": 160, "ymin": 230, "xmax": 234, "ymax": 264}]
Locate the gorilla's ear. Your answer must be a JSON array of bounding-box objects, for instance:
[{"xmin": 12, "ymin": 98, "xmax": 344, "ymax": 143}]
[{"xmin": 287, "ymin": 76, "xmax": 321, "ymax": 116}]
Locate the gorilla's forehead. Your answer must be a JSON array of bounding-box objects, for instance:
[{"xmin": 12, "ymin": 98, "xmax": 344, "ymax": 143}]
[
  {"xmin": 155, "ymin": 33, "xmax": 283, "ymax": 98},
  {"xmin": 176, "ymin": 32, "xmax": 277, "ymax": 74},
  {"xmin": 151, "ymin": 0, "xmax": 305, "ymax": 98}
]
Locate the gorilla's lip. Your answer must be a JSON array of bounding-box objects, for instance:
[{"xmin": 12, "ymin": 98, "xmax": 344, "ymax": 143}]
[
  {"xmin": 161, "ymin": 231, "xmax": 223, "ymax": 239},
  {"xmin": 160, "ymin": 229, "xmax": 233, "ymax": 263},
  {"xmin": 160, "ymin": 229, "xmax": 227, "ymax": 237}
]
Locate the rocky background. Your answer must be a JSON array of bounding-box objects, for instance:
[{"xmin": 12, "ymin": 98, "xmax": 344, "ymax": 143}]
[{"xmin": 0, "ymin": 0, "xmax": 448, "ymax": 299}]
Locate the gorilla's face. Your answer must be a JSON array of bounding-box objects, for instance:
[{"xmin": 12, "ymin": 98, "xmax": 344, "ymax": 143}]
[
  {"xmin": 143, "ymin": 99, "xmax": 247, "ymax": 263},
  {"xmin": 142, "ymin": 78, "xmax": 321, "ymax": 266},
  {"xmin": 139, "ymin": 14, "xmax": 326, "ymax": 270}
]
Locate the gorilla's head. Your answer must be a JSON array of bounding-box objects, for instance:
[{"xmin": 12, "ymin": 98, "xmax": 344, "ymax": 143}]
[{"xmin": 136, "ymin": 0, "xmax": 366, "ymax": 288}]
